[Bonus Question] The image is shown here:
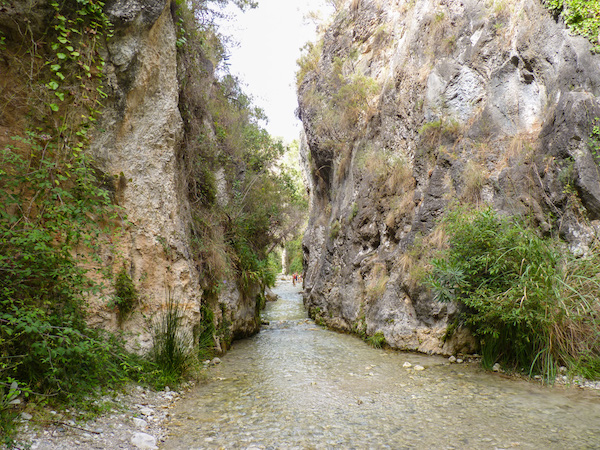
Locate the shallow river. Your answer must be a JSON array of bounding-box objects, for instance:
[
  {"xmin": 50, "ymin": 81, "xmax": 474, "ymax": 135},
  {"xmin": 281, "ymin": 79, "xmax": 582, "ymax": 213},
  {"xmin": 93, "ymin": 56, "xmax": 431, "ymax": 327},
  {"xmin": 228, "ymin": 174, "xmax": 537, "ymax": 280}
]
[{"xmin": 162, "ymin": 281, "xmax": 600, "ymax": 449}]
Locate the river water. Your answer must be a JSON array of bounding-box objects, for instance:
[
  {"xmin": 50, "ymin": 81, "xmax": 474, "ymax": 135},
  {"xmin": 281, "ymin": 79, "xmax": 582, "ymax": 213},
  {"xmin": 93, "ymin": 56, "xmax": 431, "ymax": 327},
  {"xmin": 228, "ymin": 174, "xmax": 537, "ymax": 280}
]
[{"xmin": 162, "ymin": 281, "xmax": 600, "ymax": 449}]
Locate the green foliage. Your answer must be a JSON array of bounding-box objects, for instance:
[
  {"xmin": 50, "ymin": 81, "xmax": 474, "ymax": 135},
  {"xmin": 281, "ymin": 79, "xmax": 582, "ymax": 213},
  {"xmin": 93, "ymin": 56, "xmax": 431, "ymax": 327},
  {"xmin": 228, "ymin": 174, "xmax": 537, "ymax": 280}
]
[
  {"xmin": 217, "ymin": 303, "xmax": 232, "ymax": 348},
  {"xmin": 175, "ymin": 1, "xmax": 307, "ymax": 300},
  {"xmin": 284, "ymin": 236, "xmax": 304, "ymax": 275},
  {"xmin": 197, "ymin": 304, "xmax": 216, "ymax": 361},
  {"xmin": 350, "ymin": 202, "xmax": 359, "ymax": 220},
  {"xmin": 330, "ymin": 220, "xmax": 342, "ymax": 239},
  {"xmin": 590, "ymin": 117, "xmax": 600, "ymax": 165},
  {"xmin": 545, "ymin": 0, "xmax": 600, "ymax": 53},
  {"xmin": 267, "ymin": 250, "xmax": 283, "ymax": 274},
  {"xmin": 428, "ymin": 206, "xmax": 600, "ymax": 380},
  {"xmin": 366, "ymin": 332, "xmax": 386, "ymax": 349},
  {"xmin": 0, "ymin": 3, "xmax": 161, "ymax": 442},
  {"xmin": 149, "ymin": 293, "xmax": 194, "ymax": 389},
  {"xmin": 0, "ymin": 381, "xmax": 25, "ymax": 448},
  {"xmin": 113, "ymin": 265, "xmax": 138, "ymax": 324},
  {"xmin": 296, "ymin": 40, "xmax": 323, "ymax": 87},
  {"xmin": 332, "ymin": 72, "xmax": 379, "ymax": 129}
]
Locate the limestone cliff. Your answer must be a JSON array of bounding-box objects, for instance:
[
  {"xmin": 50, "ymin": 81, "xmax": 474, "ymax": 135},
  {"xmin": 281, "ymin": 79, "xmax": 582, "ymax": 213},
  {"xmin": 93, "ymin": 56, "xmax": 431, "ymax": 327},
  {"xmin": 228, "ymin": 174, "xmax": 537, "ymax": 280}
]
[
  {"xmin": 89, "ymin": 0, "xmax": 262, "ymax": 350},
  {"xmin": 297, "ymin": 0, "xmax": 600, "ymax": 354},
  {"xmin": 0, "ymin": 0, "xmax": 262, "ymax": 353}
]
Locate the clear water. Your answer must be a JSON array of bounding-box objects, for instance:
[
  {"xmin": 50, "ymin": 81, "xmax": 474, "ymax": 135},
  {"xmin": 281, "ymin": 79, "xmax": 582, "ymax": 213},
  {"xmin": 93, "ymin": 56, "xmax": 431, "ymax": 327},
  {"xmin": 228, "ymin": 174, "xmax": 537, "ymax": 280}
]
[{"xmin": 162, "ymin": 281, "xmax": 600, "ymax": 449}]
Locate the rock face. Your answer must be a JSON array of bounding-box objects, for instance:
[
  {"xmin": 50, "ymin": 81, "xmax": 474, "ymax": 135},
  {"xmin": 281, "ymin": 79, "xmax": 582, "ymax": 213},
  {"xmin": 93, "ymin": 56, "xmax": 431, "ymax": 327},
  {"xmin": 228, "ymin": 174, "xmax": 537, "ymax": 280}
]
[
  {"xmin": 87, "ymin": 0, "xmax": 259, "ymax": 349},
  {"xmin": 297, "ymin": 0, "xmax": 600, "ymax": 354}
]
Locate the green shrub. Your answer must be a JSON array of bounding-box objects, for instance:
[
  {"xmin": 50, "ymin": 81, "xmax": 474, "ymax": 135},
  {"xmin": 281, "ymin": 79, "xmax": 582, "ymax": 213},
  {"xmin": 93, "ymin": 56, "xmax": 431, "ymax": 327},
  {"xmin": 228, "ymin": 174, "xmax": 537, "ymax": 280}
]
[
  {"xmin": 545, "ymin": 0, "xmax": 600, "ymax": 53},
  {"xmin": 149, "ymin": 293, "xmax": 194, "ymax": 388},
  {"xmin": 428, "ymin": 206, "xmax": 600, "ymax": 380},
  {"xmin": 113, "ymin": 265, "xmax": 138, "ymax": 323},
  {"xmin": 284, "ymin": 236, "xmax": 304, "ymax": 275}
]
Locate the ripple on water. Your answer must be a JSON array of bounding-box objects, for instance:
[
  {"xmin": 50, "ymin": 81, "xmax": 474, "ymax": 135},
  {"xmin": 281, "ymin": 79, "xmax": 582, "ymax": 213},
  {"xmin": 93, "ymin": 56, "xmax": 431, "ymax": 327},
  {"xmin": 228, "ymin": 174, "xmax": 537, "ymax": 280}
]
[{"xmin": 163, "ymin": 281, "xmax": 600, "ymax": 449}]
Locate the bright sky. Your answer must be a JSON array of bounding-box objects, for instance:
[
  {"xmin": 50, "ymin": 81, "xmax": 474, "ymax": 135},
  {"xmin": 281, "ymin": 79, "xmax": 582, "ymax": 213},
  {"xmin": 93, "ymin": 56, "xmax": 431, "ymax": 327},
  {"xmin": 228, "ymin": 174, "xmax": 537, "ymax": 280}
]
[{"xmin": 217, "ymin": 0, "xmax": 333, "ymax": 143}]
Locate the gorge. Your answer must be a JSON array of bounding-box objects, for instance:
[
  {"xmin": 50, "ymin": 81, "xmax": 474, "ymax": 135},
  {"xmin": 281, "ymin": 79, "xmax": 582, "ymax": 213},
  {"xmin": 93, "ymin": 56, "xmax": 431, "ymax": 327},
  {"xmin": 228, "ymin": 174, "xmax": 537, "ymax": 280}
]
[{"xmin": 2, "ymin": 0, "xmax": 600, "ymax": 447}]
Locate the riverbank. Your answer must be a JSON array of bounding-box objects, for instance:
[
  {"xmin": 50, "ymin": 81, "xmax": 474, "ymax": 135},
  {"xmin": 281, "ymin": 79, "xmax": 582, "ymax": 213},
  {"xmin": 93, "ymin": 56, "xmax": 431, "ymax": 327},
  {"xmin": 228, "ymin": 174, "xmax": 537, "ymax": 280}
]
[
  {"xmin": 9, "ymin": 279, "xmax": 600, "ymax": 449},
  {"xmin": 11, "ymin": 382, "xmax": 188, "ymax": 450}
]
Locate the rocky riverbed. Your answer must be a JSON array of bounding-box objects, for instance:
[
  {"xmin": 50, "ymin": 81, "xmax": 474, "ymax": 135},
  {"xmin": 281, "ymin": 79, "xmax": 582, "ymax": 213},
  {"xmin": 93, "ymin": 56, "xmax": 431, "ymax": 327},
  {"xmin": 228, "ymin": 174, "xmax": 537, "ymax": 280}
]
[{"xmin": 13, "ymin": 383, "xmax": 188, "ymax": 450}]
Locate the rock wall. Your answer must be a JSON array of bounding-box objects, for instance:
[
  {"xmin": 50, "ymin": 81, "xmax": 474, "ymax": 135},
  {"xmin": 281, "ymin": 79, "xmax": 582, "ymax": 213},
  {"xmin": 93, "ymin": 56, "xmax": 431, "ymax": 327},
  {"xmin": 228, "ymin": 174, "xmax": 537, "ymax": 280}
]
[
  {"xmin": 297, "ymin": 0, "xmax": 600, "ymax": 355},
  {"xmin": 87, "ymin": 0, "xmax": 259, "ymax": 350}
]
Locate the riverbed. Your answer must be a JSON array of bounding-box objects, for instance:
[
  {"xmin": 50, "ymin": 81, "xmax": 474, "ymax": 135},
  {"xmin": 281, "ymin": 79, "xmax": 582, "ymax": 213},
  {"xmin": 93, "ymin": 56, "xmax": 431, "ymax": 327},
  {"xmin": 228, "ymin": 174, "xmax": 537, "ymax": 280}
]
[{"xmin": 162, "ymin": 281, "xmax": 600, "ymax": 449}]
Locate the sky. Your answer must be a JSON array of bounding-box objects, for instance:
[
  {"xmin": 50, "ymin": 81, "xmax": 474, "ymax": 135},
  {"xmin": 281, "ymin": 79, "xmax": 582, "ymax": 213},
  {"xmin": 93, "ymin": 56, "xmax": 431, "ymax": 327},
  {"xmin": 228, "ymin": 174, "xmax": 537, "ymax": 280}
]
[{"xmin": 217, "ymin": 0, "xmax": 333, "ymax": 143}]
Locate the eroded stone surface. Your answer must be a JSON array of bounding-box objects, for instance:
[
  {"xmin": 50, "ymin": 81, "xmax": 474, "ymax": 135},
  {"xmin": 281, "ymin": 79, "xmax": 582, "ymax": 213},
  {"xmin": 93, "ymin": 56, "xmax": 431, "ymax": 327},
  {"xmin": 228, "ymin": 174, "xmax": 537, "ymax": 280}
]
[{"xmin": 298, "ymin": 0, "xmax": 600, "ymax": 355}]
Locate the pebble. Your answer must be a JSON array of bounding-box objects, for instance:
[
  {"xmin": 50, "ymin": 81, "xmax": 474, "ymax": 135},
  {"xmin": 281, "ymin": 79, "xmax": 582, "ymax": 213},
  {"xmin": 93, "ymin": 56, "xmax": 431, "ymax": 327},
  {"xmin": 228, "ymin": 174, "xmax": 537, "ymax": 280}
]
[
  {"xmin": 211, "ymin": 357, "xmax": 222, "ymax": 365},
  {"xmin": 448, "ymin": 356, "xmax": 457, "ymax": 363},
  {"xmin": 402, "ymin": 362, "xmax": 412, "ymax": 368},
  {"xmin": 492, "ymin": 363, "xmax": 501, "ymax": 372},
  {"xmin": 414, "ymin": 365, "xmax": 425, "ymax": 371},
  {"xmin": 131, "ymin": 432, "xmax": 158, "ymax": 450},
  {"xmin": 133, "ymin": 417, "xmax": 148, "ymax": 429},
  {"xmin": 139, "ymin": 407, "xmax": 154, "ymax": 416},
  {"xmin": 456, "ymin": 358, "xmax": 464, "ymax": 364},
  {"xmin": 21, "ymin": 412, "xmax": 33, "ymax": 421}
]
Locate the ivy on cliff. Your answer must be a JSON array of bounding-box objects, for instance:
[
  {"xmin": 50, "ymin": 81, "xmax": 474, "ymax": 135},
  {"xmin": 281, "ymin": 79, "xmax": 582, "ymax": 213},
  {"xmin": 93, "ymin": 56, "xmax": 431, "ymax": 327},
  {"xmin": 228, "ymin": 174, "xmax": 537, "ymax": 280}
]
[{"xmin": 0, "ymin": 1, "xmax": 150, "ymax": 445}]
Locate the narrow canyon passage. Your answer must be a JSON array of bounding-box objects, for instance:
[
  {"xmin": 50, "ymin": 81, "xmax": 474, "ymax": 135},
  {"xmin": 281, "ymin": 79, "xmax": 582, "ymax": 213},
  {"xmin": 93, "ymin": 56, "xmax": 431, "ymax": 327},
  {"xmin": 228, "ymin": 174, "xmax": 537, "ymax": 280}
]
[{"xmin": 162, "ymin": 281, "xmax": 600, "ymax": 449}]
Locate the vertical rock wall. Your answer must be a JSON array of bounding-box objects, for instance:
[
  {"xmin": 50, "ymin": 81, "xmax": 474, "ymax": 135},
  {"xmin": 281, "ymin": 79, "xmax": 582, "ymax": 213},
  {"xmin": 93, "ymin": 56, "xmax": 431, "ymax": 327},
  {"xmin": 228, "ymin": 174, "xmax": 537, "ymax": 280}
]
[
  {"xmin": 298, "ymin": 0, "xmax": 600, "ymax": 355},
  {"xmin": 88, "ymin": 0, "xmax": 259, "ymax": 349}
]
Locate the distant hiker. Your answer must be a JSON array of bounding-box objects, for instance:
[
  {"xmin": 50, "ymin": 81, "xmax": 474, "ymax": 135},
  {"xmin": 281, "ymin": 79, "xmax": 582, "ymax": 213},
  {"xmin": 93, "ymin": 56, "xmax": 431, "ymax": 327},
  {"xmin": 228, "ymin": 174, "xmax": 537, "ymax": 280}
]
[{"xmin": 293, "ymin": 272, "xmax": 298, "ymax": 286}]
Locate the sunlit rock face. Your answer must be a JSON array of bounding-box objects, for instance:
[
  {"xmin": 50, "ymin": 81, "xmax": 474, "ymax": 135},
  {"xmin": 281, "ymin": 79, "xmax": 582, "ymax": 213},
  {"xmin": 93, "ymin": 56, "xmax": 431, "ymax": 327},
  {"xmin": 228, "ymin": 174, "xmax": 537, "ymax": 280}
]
[
  {"xmin": 88, "ymin": 0, "xmax": 259, "ymax": 350},
  {"xmin": 297, "ymin": 0, "xmax": 600, "ymax": 354}
]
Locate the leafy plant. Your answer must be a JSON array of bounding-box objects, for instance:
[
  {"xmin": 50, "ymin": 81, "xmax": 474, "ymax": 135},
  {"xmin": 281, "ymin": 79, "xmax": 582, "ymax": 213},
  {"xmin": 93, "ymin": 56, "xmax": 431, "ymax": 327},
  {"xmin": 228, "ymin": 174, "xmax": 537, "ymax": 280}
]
[
  {"xmin": 428, "ymin": 206, "xmax": 600, "ymax": 380},
  {"xmin": 113, "ymin": 265, "xmax": 138, "ymax": 324},
  {"xmin": 545, "ymin": 0, "xmax": 600, "ymax": 53},
  {"xmin": 0, "ymin": 380, "xmax": 25, "ymax": 448},
  {"xmin": 284, "ymin": 235, "xmax": 304, "ymax": 275}
]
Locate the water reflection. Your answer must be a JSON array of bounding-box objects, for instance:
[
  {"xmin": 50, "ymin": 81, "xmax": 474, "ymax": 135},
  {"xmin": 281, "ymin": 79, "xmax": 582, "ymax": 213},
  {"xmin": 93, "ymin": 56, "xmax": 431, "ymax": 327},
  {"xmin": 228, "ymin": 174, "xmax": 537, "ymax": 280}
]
[{"xmin": 162, "ymin": 281, "xmax": 600, "ymax": 449}]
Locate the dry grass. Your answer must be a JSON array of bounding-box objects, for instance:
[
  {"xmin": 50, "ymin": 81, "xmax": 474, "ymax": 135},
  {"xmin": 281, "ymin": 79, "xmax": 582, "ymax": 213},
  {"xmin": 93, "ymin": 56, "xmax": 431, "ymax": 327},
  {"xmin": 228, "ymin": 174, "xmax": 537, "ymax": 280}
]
[
  {"xmin": 494, "ymin": 132, "xmax": 536, "ymax": 173},
  {"xmin": 461, "ymin": 159, "xmax": 488, "ymax": 203},
  {"xmin": 366, "ymin": 262, "xmax": 389, "ymax": 301},
  {"xmin": 385, "ymin": 191, "xmax": 415, "ymax": 229}
]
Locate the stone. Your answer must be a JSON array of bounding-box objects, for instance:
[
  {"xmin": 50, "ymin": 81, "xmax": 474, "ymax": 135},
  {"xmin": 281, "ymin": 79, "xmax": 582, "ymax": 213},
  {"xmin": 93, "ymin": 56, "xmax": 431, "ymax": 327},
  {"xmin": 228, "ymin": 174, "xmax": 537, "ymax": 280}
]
[
  {"xmin": 448, "ymin": 356, "xmax": 457, "ymax": 363},
  {"xmin": 414, "ymin": 365, "xmax": 425, "ymax": 371},
  {"xmin": 131, "ymin": 432, "xmax": 158, "ymax": 450},
  {"xmin": 21, "ymin": 412, "xmax": 33, "ymax": 421},
  {"xmin": 132, "ymin": 417, "xmax": 148, "ymax": 429},
  {"xmin": 265, "ymin": 287, "xmax": 279, "ymax": 302},
  {"xmin": 139, "ymin": 407, "xmax": 154, "ymax": 416},
  {"xmin": 402, "ymin": 362, "xmax": 412, "ymax": 368},
  {"xmin": 456, "ymin": 358, "xmax": 464, "ymax": 364},
  {"xmin": 492, "ymin": 363, "xmax": 501, "ymax": 372},
  {"xmin": 210, "ymin": 357, "xmax": 222, "ymax": 365}
]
